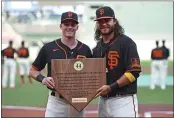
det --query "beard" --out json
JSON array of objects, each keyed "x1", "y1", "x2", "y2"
[{"x1": 100, "y1": 25, "x2": 114, "y2": 35}]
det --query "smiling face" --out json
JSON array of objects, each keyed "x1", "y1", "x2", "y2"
[
  {"x1": 60, "y1": 20, "x2": 79, "y2": 38},
  {"x1": 97, "y1": 18, "x2": 116, "y2": 36}
]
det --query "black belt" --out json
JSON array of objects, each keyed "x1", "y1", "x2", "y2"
[
  {"x1": 51, "y1": 91, "x2": 63, "y2": 98},
  {"x1": 102, "y1": 94, "x2": 132, "y2": 99}
]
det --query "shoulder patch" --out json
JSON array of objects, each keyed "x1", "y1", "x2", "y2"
[{"x1": 130, "y1": 58, "x2": 141, "y2": 68}]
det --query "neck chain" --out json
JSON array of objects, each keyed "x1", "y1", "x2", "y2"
[{"x1": 100, "y1": 36, "x2": 119, "y2": 57}]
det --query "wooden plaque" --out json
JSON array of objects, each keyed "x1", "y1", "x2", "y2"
[{"x1": 51, "y1": 58, "x2": 106, "y2": 112}]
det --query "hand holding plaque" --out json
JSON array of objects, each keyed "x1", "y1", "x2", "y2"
[{"x1": 51, "y1": 58, "x2": 106, "y2": 112}]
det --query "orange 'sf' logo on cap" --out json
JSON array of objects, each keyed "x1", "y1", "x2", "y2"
[
  {"x1": 99, "y1": 9, "x2": 104, "y2": 15},
  {"x1": 68, "y1": 11, "x2": 73, "y2": 17}
]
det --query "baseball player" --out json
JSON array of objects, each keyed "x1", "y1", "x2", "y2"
[
  {"x1": 17, "y1": 40, "x2": 32, "y2": 85},
  {"x1": 92, "y1": 6, "x2": 141, "y2": 117},
  {"x1": 2, "y1": 40, "x2": 17, "y2": 88},
  {"x1": 29, "y1": 11, "x2": 92, "y2": 117},
  {"x1": 161, "y1": 40, "x2": 170, "y2": 79},
  {"x1": 150, "y1": 40, "x2": 170, "y2": 90}
]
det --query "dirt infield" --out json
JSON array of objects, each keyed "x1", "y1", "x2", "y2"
[{"x1": 2, "y1": 104, "x2": 173, "y2": 117}]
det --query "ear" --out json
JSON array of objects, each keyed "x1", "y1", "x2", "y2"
[
  {"x1": 95, "y1": 22, "x2": 99, "y2": 28},
  {"x1": 114, "y1": 18, "x2": 117, "y2": 24},
  {"x1": 60, "y1": 24, "x2": 62, "y2": 30},
  {"x1": 76, "y1": 25, "x2": 79, "y2": 30}
]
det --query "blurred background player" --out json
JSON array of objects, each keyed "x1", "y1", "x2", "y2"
[
  {"x1": 160, "y1": 40, "x2": 170, "y2": 87},
  {"x1": 150, "y1": 40, "x2": 168, "y2": 90},
  {"x1": 17, "y1": 40, "x2": 32, "y2": 85},
  {"x1": 2, "y1": 40, "x2": 17, "y2": 88}
]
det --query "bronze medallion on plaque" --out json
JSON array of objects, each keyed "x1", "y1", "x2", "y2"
[{"x1": 51, "y1": 58, "x2": 106, "y2": 112}]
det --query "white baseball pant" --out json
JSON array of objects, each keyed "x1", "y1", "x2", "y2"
[
  {"x1": 150, "y1": 59, "x2": 167, "y2": 90},
  {"x1": 17, "y1": 58, "x2": 30, "y2": 75},
  {"x1": 98, "y1": 94, "x2": 138, "y2": 117},
  {"x1": 45, "y1": 92, "x2": 85, "y2": 117},
  {"x1": 2, "y1": 58, "x2": 16, "y2": 88}
]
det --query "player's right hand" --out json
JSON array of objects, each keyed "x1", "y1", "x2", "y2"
[{"x1": 42, "y1": 77, "x2": 55, "y2": 89}]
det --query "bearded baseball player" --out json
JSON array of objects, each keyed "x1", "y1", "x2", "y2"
[
  {"x1": 93, "y1": 6, "x2": 142, "y2": 117},
  {"x1": 29, "y1": 11, "x2": 92, "y2": 117}
]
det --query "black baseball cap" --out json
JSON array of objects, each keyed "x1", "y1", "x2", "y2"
[
  {"x1": 94, "y1": 6, "x2": 115, "y2": 21},
  {"x1": 61, "y1": 11, "x2": 79, "y2": 24}
]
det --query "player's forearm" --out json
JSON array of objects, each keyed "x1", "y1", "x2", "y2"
[
  {"x1": 109, "y1": 75, "x2": 130, "y2": 90},
  {"x1": 109, "y1": 72, "x2": 137, "y2": 90},
  {"x1": 116, "y1": 75, "x2": 131, "y2": 87},
  {"x1": 29, "y1": 66, "x2": 42, "y2": 80},
  {"x1": 29, "y1": 66, "x2": 46, "y2": 83}
]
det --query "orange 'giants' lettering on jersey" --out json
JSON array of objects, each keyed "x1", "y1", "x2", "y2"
[
  {"x1": 18, "y1": 49, "x2": 27, "y2": 56},
  {"x1": 4, "y1": 49, "x2": 13, "y2": 56},
  {"x1": 108, "y1": 51, "x2": 120, "y2": 70},
  {"x1": 153, "y1": 50, "x2": 163, "y2": 58}
]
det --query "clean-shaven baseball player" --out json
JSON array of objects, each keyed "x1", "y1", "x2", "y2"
[
  {"x1": 93, "y1": 6, "x2": 141, "y2": 117},
  {"x1": 17, "y1": 40, "x2": 32, "y2": 85},
  {"x1": 2, "y1": 40, "x2": 17, "y2": 88},
  {"x1": 150, "y1": 40, "x2": 170, "y2": 90},
  {"x1": 29, "y1": 11, "x2": 92, "y2": 117}
]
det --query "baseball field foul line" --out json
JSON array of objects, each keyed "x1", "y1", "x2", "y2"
[
  {"x1": 150, "y1": 111, "x2": 173, "y2": 114},
  {"x1": 2, "y1": 105, "x2": 173, "y2": 117},
  {"x1": 144, "y1": 111, "x2": 174, "y2": 118},
  {"x1": 2, "y1": 105, "x2": 98, "y2": 113},
  {"x1": 144, "y1": 112, "x2": 151, "y2": 117}
]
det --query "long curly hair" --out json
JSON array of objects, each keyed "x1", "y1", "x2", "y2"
[{"x1": 94, "y1": 19, "x2": 125, "y2": 42}]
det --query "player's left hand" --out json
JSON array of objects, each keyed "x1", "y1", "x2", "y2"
[{"x1": 94, "y1": 85, "x2": 111, "y2": 99}]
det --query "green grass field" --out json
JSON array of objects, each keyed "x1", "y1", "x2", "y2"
[
  {"x1": 2, "y1": 76, "x2": 173, "y2": 106},
  {"x1": 2, "y1": 76, "x2": 49, "y2": 106},
  {"x1": 2, "y1": 60, "x2": 173, "y2": 106},
  {"x1": 140, "y1": 60, "x2": 173, "y2": 67}
]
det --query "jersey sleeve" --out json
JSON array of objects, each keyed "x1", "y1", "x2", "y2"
[
  {"x1": 26, "y1": 48, "x2": 29, "y2": 57},
  {"x1": 32, "y1": 45, "x2": 47, "y2": 71},
  {"x1": 124, "y1": 41, "x2": 141, "y2": 73},
  {"x1": 1, "y1": 49, "x2": 4, "y2": 56},
  {"x1": 166, "y1": 48, "x2": 170, "y2": 58},
  {"x1": 151, "y1": 49, "x2": 154, "y2": 59}
]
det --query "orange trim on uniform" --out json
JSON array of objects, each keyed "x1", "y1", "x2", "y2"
[
  {"x1": 32, "y1": 65, "x2": 39, "y2": 71},
  {"x1": 55, "y1": 40, "x2": 67, "y2": 59},
  {"x1": 77, "y1": 55, "x2": 86, "y2": 59},
  {"x1": 126, "y1": 69, "x2": 141, "y2": 72},
  {"x1": 77, "y1": 43, "x2": 83, "y2": 50},
  {"x1": 132, "y1": 95, "x2": 137, "y2": 118},
  {"x1": 76, "y1": 43, "x2": 85, "y2": 59}
]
